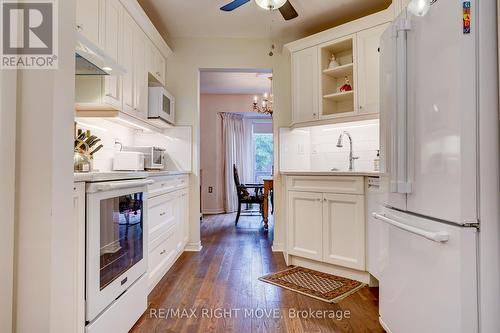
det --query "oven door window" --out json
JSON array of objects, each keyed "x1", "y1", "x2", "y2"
[
  {"x1": 99, "y1": 192, "x2": 143, "y2": 290},
  {"x1": 162, "y1": 95, "x2": 171, "y2": 117}
]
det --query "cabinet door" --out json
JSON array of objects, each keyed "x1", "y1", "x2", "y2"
[
  {"x1": 73, "y1": 183, "x2": 85, "y2": 333},
  {"x1": 103, "y1": 0, "x2": 122, "y2": 108},
  {"x1": 292, "y1": 47, "x2": 319, "y2": 123},
  {"x1": 357, "y1": 24, "x2": 389, "y2": 115},
  {"x1": 287, "y1": 191, "x2": 323, "y2": 261},
  {"x1": 76, "y1": 0, "x2": 101, "y2": 47},
  {"x1": 322, "y1": 193, "x2": 365, "y2": 270},
  {"x1": 133, "y1": 26, "x2": 148, "y2": 119},
  {"x1": 180, "y1": 189, "x2": 189, "y2": 246},
  {"x1": 103, "y1": 0, "x2": 121, "y2": 62},
  {"x1": 121, "y1": 10, "x2": 135, "y2": 114},
  {"x1": 156, "y1": 52, "x2": 166, "y2": 85}
]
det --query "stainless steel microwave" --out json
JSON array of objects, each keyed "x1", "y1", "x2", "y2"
[{"x1": 148, "y1": 86, "x2": 175, "y2": 126}]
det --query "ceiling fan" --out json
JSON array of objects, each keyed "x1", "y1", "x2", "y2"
[{"x1": 220, "y1": 0, "x2": 299, "y2": 21}]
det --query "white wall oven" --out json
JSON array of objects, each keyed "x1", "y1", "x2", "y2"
[{"x1": 85, "y1": 179, "x2": 152, "y2": 322}]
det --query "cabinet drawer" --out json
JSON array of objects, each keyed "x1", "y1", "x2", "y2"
[
  {"x1": 148, "y1": 227, "x2": 176, "y2": 277},
  {"x1": 148, "y1": 177, "x2": 178, "y2": 197},
  {"x1": 148, "y1": 192, "x2": 176, "y2": 237},
  {"x1": 287, "y1": 176, "x2": 364, "y2": 194},
  {"x1": 148, "y1": 175, "x2": 189, "y2": 197}
]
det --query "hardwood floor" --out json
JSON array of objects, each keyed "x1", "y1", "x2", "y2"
[{"x1": 131, "y1": 213, "x2": 383, "y2": 333}]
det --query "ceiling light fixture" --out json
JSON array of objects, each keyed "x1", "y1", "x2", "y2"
[
  {"x1": 408, "y1": 0, "x2": 438, "y2": 17},
  {"x1": 253, "y1": 92, "x2": 273, "y2": 116},
  {"x1": 255, "y1": 0, "x2": 287, "y2": 10}
]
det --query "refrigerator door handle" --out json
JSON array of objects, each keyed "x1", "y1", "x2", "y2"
[
  {"x1": 372, "y1": 213, "x2": 450, "y2": 243},
  {"x1": 395, "y1": 26, "x2": 412, "y2": 194}
]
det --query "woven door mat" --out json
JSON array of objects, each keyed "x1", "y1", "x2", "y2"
[{"x1": 259, "y1": 266, "x2": 365, "y2": 303}]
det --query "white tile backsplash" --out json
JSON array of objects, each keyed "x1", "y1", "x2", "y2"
[
  {"x1": 280, "y1": 119, "x2": 380, "y2": 172},
  {"x1": 75, "y1": 118, "x2": 192, "y2": 172}
]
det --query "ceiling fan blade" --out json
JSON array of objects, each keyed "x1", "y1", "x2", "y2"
[
  {"x1": 279, "y1": 1, "x2": 299, "y2": 20},
  {"x1": 220, "y1": 0, "x2": 251, "y2": 11}
]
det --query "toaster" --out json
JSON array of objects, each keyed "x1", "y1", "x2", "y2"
[{"x1": 112, "y1": 151, "x2": 145, "y2": 171}]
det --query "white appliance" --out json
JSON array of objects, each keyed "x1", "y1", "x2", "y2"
[
  {"x1": 122, "y1": 146, "x2": 165, "y2": 170},
  {"x1": 148, "y1": 86, "x2": 175, "y2": 125},
  {"x1": 85, "y1": 179, "x2": 152, "y2": 327},
  {"x1": 75, "y1": 31, "x2": 126, "y2": 76},
  {"x1": 112, "y1": 151, "x2": 145, "y2": 171},
  {"x1": 376, "y1": 1, "x2": 498, "y2": 332},
  {"x1": 365, "y1": 177, "x2": 386, "y2": 281}
]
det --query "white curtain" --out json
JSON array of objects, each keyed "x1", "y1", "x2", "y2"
[{"x1": 221, "y1": 113, "x2": 252, "y2": 213}]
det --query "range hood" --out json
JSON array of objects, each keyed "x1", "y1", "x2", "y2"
[{"x1": 75, "y1": 31, "x2": 126, "y2": 76}]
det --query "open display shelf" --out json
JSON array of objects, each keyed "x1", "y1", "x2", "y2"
[{"x1": 320, "y1": 37, "x2": 355, "y2": 117}]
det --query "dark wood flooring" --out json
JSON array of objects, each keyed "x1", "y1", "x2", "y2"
[{"x1": 131, "y1": 213, "x2": 383, "y2": 333}]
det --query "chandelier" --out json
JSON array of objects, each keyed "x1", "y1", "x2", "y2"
[{"x1": 253, "y1": 93, "x2": 273, "y2": 116}]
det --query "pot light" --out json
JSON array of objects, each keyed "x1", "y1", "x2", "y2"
[
  {"x1": 408, "y1": 0, "x2": 431, "y2": 16},
  {"x1": 255, "y1": 0, "x2": 287, "y2": 10}
]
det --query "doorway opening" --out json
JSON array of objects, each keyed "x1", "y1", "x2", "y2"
[{"x1": 199, "y1": 69, "x2": 274, "y2": 236}]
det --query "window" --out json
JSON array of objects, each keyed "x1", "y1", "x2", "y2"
[{"x1": 254, "y1": 133, "x2": 273, "y2": 183}]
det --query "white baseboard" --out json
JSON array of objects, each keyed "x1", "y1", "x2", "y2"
[
  {"x1": 290, "y1": 255, "x2": 371, "y2": 284},
  {"x1": 184, "y1": 242, "x2": 202, "y2": 252},
  {"x1": 379, "y1": 317, "x2": 393, "y2": 333},
  {"x1": 271, "y1": 242, "x2": 284, "y2": 252},
  {"x1": 202, "y1": 209, "x2": 225, "y2": 215}
]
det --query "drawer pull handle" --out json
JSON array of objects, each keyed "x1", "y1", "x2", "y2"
[
  {"x1": 160, "y1": 212, "x2": 166, "y2": 216},
  {"x1": 160, "y1": 249, "x2": 166, "y2": 255}
]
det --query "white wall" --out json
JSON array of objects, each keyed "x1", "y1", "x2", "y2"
[
  {"x1": 13, "y1": 0, "x2": 76, "y2": 332},
  {"x1": 280, "y1": 119, "x2": 380, "y2": 172},
  {"x1": 0, "y1": 62, "x2": 16, "y2": 333},
  {"x1": 167, "y1": 37, "x2": 291, "y2": 250}
]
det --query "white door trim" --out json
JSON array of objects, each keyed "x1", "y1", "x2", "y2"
[{"x1": 0, "y1": 70, "x2": 17, "y2": 333}]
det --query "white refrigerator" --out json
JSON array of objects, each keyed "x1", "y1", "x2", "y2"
[{"x1": 375, "y1": 1, "x2": 498, "y2": 332}]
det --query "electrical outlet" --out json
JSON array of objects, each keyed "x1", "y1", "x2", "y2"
[{"x1": 208, "y1": 187, "x2": 213, "y2": 193}]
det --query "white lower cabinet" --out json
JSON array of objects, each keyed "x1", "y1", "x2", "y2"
[
  {"x1": 147, "y1": 175, "x2": 189, "y2": 291},
  {"x1": 73, "y1": 183, "x2": 86, "y2": 333},
  {"x1": 287, "y1": 191, "x2": 323, "y2": 261},
  {"x1": 286, "y1": 176, "x2": 366, "y2": 273},
  {"x1": 322, "y1": 193, "x2": 365, "y2": 270}
]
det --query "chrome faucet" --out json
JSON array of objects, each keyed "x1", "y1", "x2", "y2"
[{"x1": 336, "y1": 131, "x2": 359, "y2": 171}]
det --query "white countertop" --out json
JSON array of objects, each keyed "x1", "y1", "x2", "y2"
[
  {"x1": 280, "y1": 171, "x2": 381, "y2": 177},
  {"x1": 74, "y1": 170, "x2": 191, "y2": 182}
]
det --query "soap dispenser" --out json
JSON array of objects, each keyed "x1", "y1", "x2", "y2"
[{"x1": 374, "y1": 150, "x2": 380, "y2": 172}]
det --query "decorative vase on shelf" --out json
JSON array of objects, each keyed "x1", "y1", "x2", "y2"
[
  {"x1": 328, "y1": 54, "x2": 340, "y2": 69},
  {"x1": 339, "y1": 76, "x2": 353, "y2": 92}
]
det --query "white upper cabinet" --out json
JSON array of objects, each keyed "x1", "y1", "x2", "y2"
[
  {"x1": 147, "y1": 42, "x2": 166, "y2": 86},
  {"x1": 76, "y1": 0, "x2": 102, "y2": 47},
  {"x1": 356, "y1": 24, "x2": 389, "y2": 115},
  {"x1": 133, "y1": 24, "x2": 148, "y2": 119},
  {"x1": 121, "y1": 9, "x2": 135, "y2": 114},
  {"x1": 286, "y1": 8, "x2": 393, "y2": 126},
  {"x1": 102, "y1": 0, "x2": 122, "y2": 109},
  {"x1": 103, "y1": 0, "x2": 121, "y2": 63},
  {"x1": 291, "y1": 47, "x2": 319, "y2": 124}
]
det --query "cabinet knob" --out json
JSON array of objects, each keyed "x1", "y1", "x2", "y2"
[
  {"x1": 160, "y1": 249, "x2": 166, "y2": 255},
  {"x1": 359, "y1": 105, "x2": 363, "y2": 110},
  {"x1": 76, "y1": 24, "x2": 83, "y2": 31},
  {"x1": 105, "y1": 93, "x2": 111, "y2": 97},
  {"x1": 160, "y1": 212, "x2": 166, "y2": 216}
]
